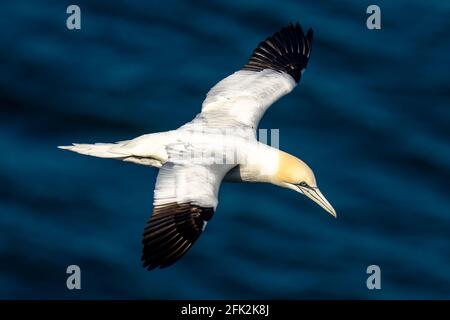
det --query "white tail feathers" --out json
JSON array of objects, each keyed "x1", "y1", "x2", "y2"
[
  {"x1": 58, "y1": 140, "x2": 166, "y2": 168},
  {"x1": 58, "y1": 143, "x2": 127, "y2": 159},
  {"x1": 59, "y1": 132, "x2": 174, "y2": 168}
]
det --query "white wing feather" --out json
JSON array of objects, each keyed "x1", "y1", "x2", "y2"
[
  {"x1": 188, "y1": 69, "x2": 296, "y2": 130},
  {"x1": 153, "y1": 163, "x2": 231, "y2": 209}
]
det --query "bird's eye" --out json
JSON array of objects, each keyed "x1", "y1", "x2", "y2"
[{"x1": 299, "y1": 181, "x2": 308, "y2": 187}]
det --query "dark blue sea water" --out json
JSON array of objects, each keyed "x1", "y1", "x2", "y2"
[{"x1": 0, "y1": 0, "x2": 449, "y2": 299}]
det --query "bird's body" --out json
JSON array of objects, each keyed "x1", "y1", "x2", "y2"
[{"x1": 60, "y1": 23, "x2": 336, "y2": 270}]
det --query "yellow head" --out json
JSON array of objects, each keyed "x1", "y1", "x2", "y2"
[{"x1": 274, "y1": 151, "x2": 336, "y2": 217}]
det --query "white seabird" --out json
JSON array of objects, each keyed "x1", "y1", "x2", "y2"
[{"x1": 59, "y1": 22, "x2": 336, "y2": 270}]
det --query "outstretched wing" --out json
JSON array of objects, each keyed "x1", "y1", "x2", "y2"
[
  {"x1": 141, "y1": 162, "x2": 229, "y2": 270},
  {"x1": 197, "y1": 22, "x2": 313, "y2": 129}
]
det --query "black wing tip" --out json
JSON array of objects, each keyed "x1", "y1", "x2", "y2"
[
  {"x1": 243, "y1": 22, "x2": 314, "y2": 83},
  {"x1": 141, "y1": 203, "x2": 214, "y2": 271}
]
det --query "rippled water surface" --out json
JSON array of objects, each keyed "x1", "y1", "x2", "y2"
[{"x1": 0, "y1": 0, "x2": 449, "y2": 299}]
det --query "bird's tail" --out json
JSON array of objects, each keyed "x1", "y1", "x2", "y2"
[
  {"x1": 58, "y1": 133, "x2": 171, "y2": 168},
  {"x1": 58, "y1": 142, "x2": 128, "y2": 159}
]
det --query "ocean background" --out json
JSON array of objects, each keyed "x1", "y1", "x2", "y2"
[{"x1": 0, "y1": 0, "x2": 449, "y2": 299}]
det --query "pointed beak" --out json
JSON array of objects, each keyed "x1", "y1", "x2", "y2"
[{"x1": 300, "y1": 187, "x2": 337, "y2": 218}]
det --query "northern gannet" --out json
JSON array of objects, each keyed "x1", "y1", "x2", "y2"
[{"x1": 59, "y1": 22, "x2": 336, "y2": 270}]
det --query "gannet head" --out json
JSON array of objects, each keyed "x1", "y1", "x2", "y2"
[{"x1": 274, "y1": 151, "x2": 336, "y2": 217}]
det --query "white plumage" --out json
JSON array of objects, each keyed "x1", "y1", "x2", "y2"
[
  {"x1": 60, "y1": 22, "x2": 336, "y2": 270},
  {"x1": 198, "y1": 69, "x2": 296, "y2": 128}
]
